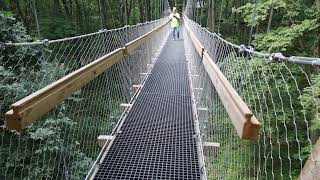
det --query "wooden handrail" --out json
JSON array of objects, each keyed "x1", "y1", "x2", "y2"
[
  {"x1": 298, "y1": 137, "x2": 320, "y2": 180},
  {"x1": 5, "y1": 20, "x2": 169, "y2": 130},
  {"x1": 184, "y1": 16, "x2": 260, "y2": 140}
]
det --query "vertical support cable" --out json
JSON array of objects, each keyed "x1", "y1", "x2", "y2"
[
  {"x1": 248, "y1": 0, "x2": 258, "y2": 47},
  {"x1": 31, "y1": 0, "x2": 41, "y2": 38}
]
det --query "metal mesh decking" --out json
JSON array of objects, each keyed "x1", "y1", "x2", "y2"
[{"x1": 93, "y1": 34, "x2": 201, "y2": 180}]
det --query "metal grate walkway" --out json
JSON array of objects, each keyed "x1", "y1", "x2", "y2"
[{"x1": 93, "y1": 32, "x2": 201, "y2": 180}]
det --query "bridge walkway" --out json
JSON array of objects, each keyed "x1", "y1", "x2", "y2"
[{"x1": 93, "y1": 31, "x2": 201, "y2": 180}]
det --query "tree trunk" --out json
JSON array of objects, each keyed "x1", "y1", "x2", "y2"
[
  {"x1": 53, "y1": 0, "x2": 60, "y2": 16},
  {"x1": 236, "y1": 0, "x2": 241, "y2": 36},
  {"x1": 267, "y1": 1, "x2": 274, "y2": 32},
  {"x1": 212, "y1": 0, "x2": 215, "y2": 32},
  {"x1": 139, "y1": 0, "x2": 145, "y2": 22},
  {"x1": 69, "y1": 0, "x2": 73, "y2": 15},
  {"x1": 182, "y1": 0, "x2": 184, "y2": 13},
  {"x1": 74, "y1": 0, "x2": 83, "y2": 30},
  {"x1": 317, "y1": 0, "x2": 320, "y2": 57},
  {"x1": 207, "y1": 0, "x2": 213, "y2": 32},
  {"x1": 100, "y1": 0, "x2": 108, "y2": 28},
  {"x1": 146, "y1": 0, "x2": 151, "y2": 21},
  {"x1": 318, "y1": 31, "x2": 320, "y2": 58},
  {"x1": 224, "y1": 0, "x2": 229, "y2": 18},
  {"x1": 12, "y1": 0, "x2": 31, "y2": 33},
  {"x1": 127, "y1": 0, "x2": 133, "y2": 24},
  {"x1": 61, "y1": 0, "x2": 71, "y2": 17},
  {"x1": 132, "y1": 0, "x2": 137, "y2": 24}
]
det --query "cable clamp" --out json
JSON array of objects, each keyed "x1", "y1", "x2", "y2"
[
  {"x1": 269, "y1": 52, "x2": 285, "y2": 61},
  {"x1": 239, "y1": 44, "x2": 246, "y2": 53},
  {"x1": 37, "y1": 39, "x2": 49, "y2": 46},
  {"x1": 99, "y1": 29, "x2": 107, "y2": 32},
  {"x1": 312, "y1": 59, "x2": 320, "y2": 66},
  {"x1": 247, "y1": 46, "x2": 254, "y2": 51},
  {"x1": 0, "y1": 42, "x2": 5, "y2": 50}
]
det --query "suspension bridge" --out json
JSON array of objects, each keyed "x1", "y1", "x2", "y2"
[{"x1": 1, "y1": 1, "x2": 320, "y2": 180}]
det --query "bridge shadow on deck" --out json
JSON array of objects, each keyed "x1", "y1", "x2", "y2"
[{"x1": 93, "y1": 32, "x2": 201, "y2": 180}]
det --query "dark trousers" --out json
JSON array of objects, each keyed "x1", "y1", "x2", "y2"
[{"x1": 172, "y1": 27, "x2": 179, "y2": 40}]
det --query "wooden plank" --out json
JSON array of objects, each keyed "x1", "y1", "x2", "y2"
[
  {"x1": 184, "y1": 18, "x2": 260, "y2": 140},
  {"x1": 298, "y1": 137, "x2": 320, "y2": 180},
  {"x1": 197, "y1": 107, "x2": 208, "y2": 111},
  {"x1": 132, "y1": 85, "x2": 141, "y2": 88},
  {"x1": 97, "y1": 135, "x2": 114, "y2": 148},
  {"x1": 203, "y1": 142, "x2": 220, "y2": 157},
  {"x1": 120, "y1": 103, "x2": 132, "y2": 107},
  {"x1": 203, "y1": 142, "x2": 220, "y2": 148}
]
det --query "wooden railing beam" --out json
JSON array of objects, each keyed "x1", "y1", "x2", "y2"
[
  {"x1": 184, "y1": 16, "x2": 260, "y2": 140},
  {"x1": 5, "y1": 20, "x2": 169, "y2": 130},
  {"x1": 299, "y1": 137, "x2": 320, "y2": 180}
]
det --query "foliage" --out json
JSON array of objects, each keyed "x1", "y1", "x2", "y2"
[
  {"x1": 253, "y1": 19, "x2": 319, "y2": 53},
  {"x1": 233, "y1": 0, "x2": 285, "y2": 27},
  {"x1": 0, "y1": 11, "x2": 32, "y2": 43},
  {"x1": 300, "y1": 74, "x2": 320, "y2": 131},
  {"x1": 0, "y1": 11, "x2": 99, "y2": 179},
  {"x1": 0, "y1": 0, "x2": 168, "y2": 39}
]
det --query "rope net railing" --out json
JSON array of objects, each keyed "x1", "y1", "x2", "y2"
[
  {"x1": 0, "y1": 17, "x2": 170, "y2": 179},
  {"x1": 184, "y1": 3, "x2": 319, "y2": 179}
]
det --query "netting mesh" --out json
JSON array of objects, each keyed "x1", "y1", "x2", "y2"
[
  {"x1": 0, "y1": 17, "x2": 169, "y2": 179},
  {"x1": 184, "y1": 6, "x2": 319, "y2": 179}
]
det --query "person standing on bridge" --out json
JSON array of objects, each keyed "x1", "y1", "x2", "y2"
[{"x1": 169, "y1": 7, "x2": 180, "y2": 40}]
